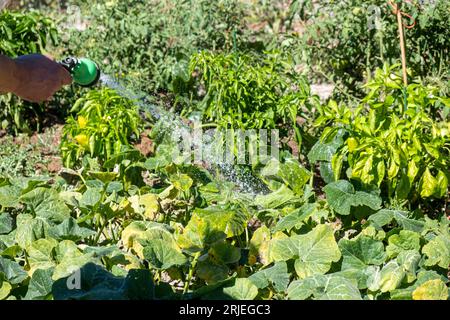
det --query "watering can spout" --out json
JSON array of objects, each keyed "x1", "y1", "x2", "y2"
[{"x1": 59, "y1": 57, "x2": 100, "y2": 87}]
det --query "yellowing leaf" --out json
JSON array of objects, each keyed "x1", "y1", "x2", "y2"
[
  {"x1": 435, "y1": 171, "x2": 448, "y2": 198},
  {"x1": 407, "y1": 160, "x2": 419, "y2": 184},
  {"x1": 412, "y1": 279, "x2": 448, "y2": 300},
  {"x1": 379, "y1": 261, "x2": 405, "y2": 292},
  {"x1": 249, "y1": 225, "x2": 271, "y2": 265},
  {"x1": 171, "y1": 174, "x2": 193, "y2": 192},
  {"x1": 139, "y1": 193, "x2": 159, "y2": 220},
  {"x1": 347, "y1": 137, "x2": 358, "y2": 152},
  {"x1": 0, "y1": 281, "x2": 12, "y2": 300},
  {"x1": 419, "y1": 168, "x2": 437, "y2": 198}
]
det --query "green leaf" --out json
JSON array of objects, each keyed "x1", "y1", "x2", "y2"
[
  {"x1": 0, "y1": 213, "x2": 13, "y2": 235},
  {"x1": 15, "y1": 214, "x2": 49, "y2": 249},
  {"x1": 307, "y1": 129, "x2": 346, "y2": 163},
  {"x1": 378, "y1": 261, "x2": 405, "y2": 292},
  {"x1": 124, "y1": 269, "x2": 155, "y2": 300},
  {"x1": 254, "y1": 185, "x2": 298, "y2": 209},
  {"x1": 27, "y1": 238, "x2": 58, "y2": 274},
  {"x1": 248, "y1": 262, "x2": 290, "y2": 292},
  {"x1": 52, "y1": 263, "x2": 155, "y2": 300},
  {"x1": 79, "y1": 187, "x2": 102, "y2": 208},
  {"x1": 339, "y1": 236, "x2": 386, "y2": 266},
  {"x1": 273, "y1": 203, "x2": 317, "y2": 232},
  {"x1": 24, "y1": 268, "x2": 55, "y2": 300},
  {"x1": 422, "y1": 234, "x2": 450, "y2": 269},
  {"x1": 287, "y1": 274, "x2": 361, "y2": 300},
  {"x1": 324, "y1": 180, "x2": 381, "y2": 215},
  {"x1": 52, "y1": 241, "x2": 96, "y2": 280},
  {"x1": 0, "y1": 256, "x2": 28, "y2": 285},
  {"x1": 222, "y1": 278, "x2": 259, "y2": 300},
  {"x1": 278, "y1": 159, "x2": 311, "y2": 195},
  {"x1": 270, "y1": 224, "x2": 341, "y2": 279},
  {"x1": 87, "y1": 171, "x2": 118, "y2": 183},
  {"x1": 0, "y1": 185, "x2": 21, "y2": 208},
  {"x1": 397, "y1": 250, "x2": 421, "y2": 283},
  {"x1": 0, "y1": 274, "x2": 12, "y2": 300},
  {"x1": 48, "y1": 218, "x2": 96, "y2": 242},
  {"x1": 209, "y1": 242, "x2": 241, "y2": 264},
  {"x1": 338, "y1": 236, "x2": 386, "y2": 289},
  {"x1": 196, "y1": 259, "x2": 229, "y2": 284},
  {"x1": 386, "y1": 230, "x2": 421, "y2": 258},
  {"x1": 368, "y1": 209, "x2": 424, "y2": 233},
  {"x1": 143, "y1": 239, "x2": 187, "y2": 270},
  {"x1": 20, "y1": 188, "x2": 70, "y2": 223}
]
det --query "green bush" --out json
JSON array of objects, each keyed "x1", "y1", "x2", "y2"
[
  {"x1": 59, "y1": 0, "x2": 252, "y2": 95},
  {"x1": 309, "y1": 65, "x2": 450, "y2": 203},
  {"x1": 286, "y1": 0, "x2": 450, "y2": 97},
  {"x1": 0, "y1": 10, "x2": 59, "y2": 133},
  {"x1": 60, "y1": 88, "x2": 142, "y2": 168},
  {"x1": 185, "y1": 51, "x2": 320, "y2": 152}
]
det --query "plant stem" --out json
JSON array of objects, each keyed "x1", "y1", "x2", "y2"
[
  {"x1": 183, "y1": 251, "x2": 201, "y2": 296},
  {"x1": 396, "y1": 5, "x2": 408, "y2": 87}
]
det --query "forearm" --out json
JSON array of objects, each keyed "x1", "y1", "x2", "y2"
[{"x1": 0, "y1": 54, "x2": 19, "y2": 93}]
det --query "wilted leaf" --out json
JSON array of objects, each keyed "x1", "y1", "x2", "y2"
[
  {"x1": 177, "y1": 206, "x2": 248, "y2": 251},
  {"x1": 249, "y1": 225, "x2": 271, "y2": 265}
]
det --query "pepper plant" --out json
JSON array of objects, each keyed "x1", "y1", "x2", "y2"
[
  {"x1": 60, "y1": 88, "x2": 142, "y2": 168},
  {"x1": 310, "y1": 65, "x2": 450, "y2": 202}
]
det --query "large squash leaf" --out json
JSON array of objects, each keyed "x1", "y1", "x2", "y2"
[{"x1": 323, "y1": 180, "x2": 381, "y2": 215}]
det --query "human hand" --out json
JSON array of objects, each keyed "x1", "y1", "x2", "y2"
[{"x1": 11, "y1": 54, "x2": 72, "y2": 103}]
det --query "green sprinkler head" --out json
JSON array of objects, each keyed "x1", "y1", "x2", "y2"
[{"x1": 59, "y1": 57, "x2": 100, "y2": 87}]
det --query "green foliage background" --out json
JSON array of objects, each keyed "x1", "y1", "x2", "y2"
[{"x1": 0, "y1": 0, "x2": 449, "y2": 301}]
